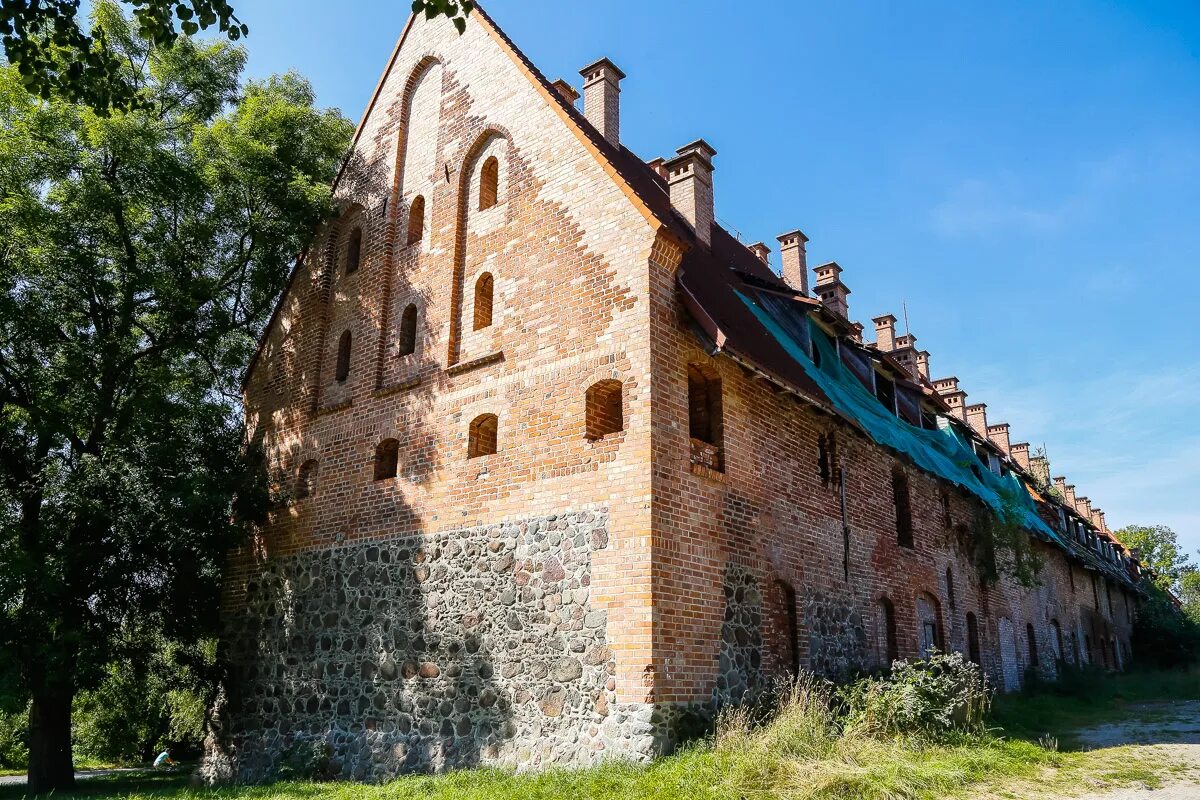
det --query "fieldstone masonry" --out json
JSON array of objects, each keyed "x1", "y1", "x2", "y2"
[{"x1": 202, "y1": 511, "x2": 662, "y2": 782}]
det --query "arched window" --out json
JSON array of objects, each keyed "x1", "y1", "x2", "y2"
[
  {"x1": 373, "y1": 438, "x2": 399, "y2": 481},
  {"x1": 398, "y1": 304, "x2": 418, "y2": 357},
  {"x1": 917, "y1": 592, "x2": 942, "y2": 658},
  {"x1": 406, "y1": 196, "x2": 425, "y2": 246},
  {"x1": 966, "y1": 612, "x2": 981, "y2": 665},
  {"x1": 479, "y1": 155, "x2": 499, "y2": 210},
  {"x1": 687, "y1": 363, "x2": 723, "y2": 471},
  {"x1": 473, "y1": 272, "x2": 494, "y2": 330},
  {"x1": 468, "y1": 414, "x2": 498, "y2": 458},
  {"x1": 295, "y1": 459, "x2": 318, "y2": 500},
  {"x1": 1050, "y1": 619, "x2": 1064, "y2": 663},
  {"x1": 945, "y1": 566, "x2": 956, "y2": 611},
  {"x1": 892, "y1": 467, "x2": 914, "y2": 548},
  {"x1": 585, "y1": 379, "x2": 623, "y2": 439},
  {"x1": 335, "y1": 330, "x2": 352, "y2": 382},
  {"x1": 1026, "y1": 623, "x2": 1039, "y2": 670},
  {"x1": 345, "y1": 227, "x2": 362, "y2": 274},
  {"x1": 877, "y1": 597, "x2": 899, "y2": 665}
]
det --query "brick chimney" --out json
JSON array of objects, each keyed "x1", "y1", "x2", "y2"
[
  {"x1": 748, "y1": 242, "x2": 770, "y2": 265},
  {"x1": 664, "y1": 140, "x2": 717, "y2": 246},
  {"x1": 579, "y1": 58, "x2": 624, "y2": 146},
  {"x1": 987, "y1": 423, "x2": 1011, "y2": 455},
  {"x1": 965, "y1": 403, "x2": 988, "y2": 437},
  {"x1": 933, "y1": 377, "x2": 966, "y2": 421},
  {"x1": 646, "y1": 157, "x2": 668, "y2": 180},
  {"x1": 1064, "y1": 483, "x2": 1078, "y2": 509},
  {"x1": 873, "y1": 315, "x2": 897, "y2": 352},
  {"x1": 1053, "y1": 476, "x2": 1067, "y2": 499},
  {"x1": 915, "y1": 350, "x2": 930, "y2": 381},
  {"x1": 1010, "y1": 442, "x2": 1030, "y2": 471},
  {"x1": 1029, "y1": 454, "x2": 1050, "y2": 486},
  {"x1": 813, "y1": 262, "x2": 850, "y2": 318},
  {"x1": 551, "y1": 78, "x2": 579, "y2": 105},
  {"x1": 1097, "y1": 510, "x2": 1109, "y2": 534},
  {"x1": 776, "y1": 230, "x2": 809, "y2": 295},
  {"x1": 1077, "y1": 496, "x2": 1092, "y2": 520}
]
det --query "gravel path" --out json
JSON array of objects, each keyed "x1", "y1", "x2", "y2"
[
  {"x1": 0, "y1": 768, "x2": 143, "y2": 786},
  {"x1": 1055, "y1": 701, "x2": 1200, "y2": 800}
]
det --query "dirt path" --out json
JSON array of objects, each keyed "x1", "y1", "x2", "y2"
[
  {"x1": 1052, "y1": 701, "x2": 1200, "y2": 799},
  {"x1": 0, "y1": 768, "x2": 143, "y2": 787}
]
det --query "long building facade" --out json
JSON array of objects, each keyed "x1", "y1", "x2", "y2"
[{"x1": 201, "y1": 6, "x2": 1146, "y2": 783}]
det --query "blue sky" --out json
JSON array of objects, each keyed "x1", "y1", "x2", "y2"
[{"x1": 232, "y1": 0, "x2": 1199, "y2": 551}]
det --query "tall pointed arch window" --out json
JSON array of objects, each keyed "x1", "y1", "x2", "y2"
[
  {"x1": 335, "y1": 330, "x2": 352, "y2": 382},
  {"x1": 345, "y1": 227, "x2": 362, "y2": 274},
  {"x1": 407, "y1": 196, "x2": 425, "y2": 246},
  {"x1": 473, "y1": 273, "x2": 494, "y2": 330},
  {"x1": 479, "y1": 156, "x2": 499, "y2": 210},
  {"x1": 398, "y1": 304, "x2": 418, "y2": 357}
]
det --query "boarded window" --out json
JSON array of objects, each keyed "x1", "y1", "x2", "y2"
[
  {"x1": 374, "y1": 438, "x2": 399, "y2": 481},
  {"x1": 585, "y1": 379, "x2": 623, "y2": 439},
  {"x1": 335, "y1": 330, "x2": 352, "y2": 382},
  {"x1": 1026, "y1": 623, "x2": 1039, "y2": 670},
  {"x1": 473, "y1": 272, "x2": 494, "y2": 330},
  {"x1": 892, "y1": 467, "x2": 914, "y2": 548},
  {"x1": 398, "y1": 304, "x2": 418, "y2": 357},
  {"x1": 687, "y1": 363, "x2": 723, "y2": 471},
  {"x1": 468, "y1": 414, "x2": 498, "y2": 458},
  {"x1": 345, "y1": 227, "x2": 362, "y2": 274},
  {"x1": 878, "y1": 597, "x2": 899, "y2": 664},
  {"x1": 479, "y1": 156, "x2": 499, "y2": 210},
  {"x1": 966, "y1": 612, "x2": 981, "y2": 665},
  {"x1": 295, "y1": 459, "x2": 318, "y2": 499},
  {"x1": 406, "y1": 195, "x2": 425, "y2": 246}
]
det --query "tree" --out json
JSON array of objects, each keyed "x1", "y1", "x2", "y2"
[
  {"x1": 1114, "y1": 524, "x2": 1191, "y2": 592},
  {"x1": 0, "y1": 4, "x2": 353, "y2": 792},
  {"x1": 1, "y1": 0, "x2": 473, "y2": 114}
]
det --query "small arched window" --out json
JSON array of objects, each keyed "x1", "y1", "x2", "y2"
[
  {"x1": 585, "y1": 379, "x2": 623, "y2": 439},
  {"x1": 374, "y1": 438, "x2": 399, "y2": 481},
  {"x1": 473, "y1": 273, "x2": 494, "y2": 330},
  {"x1": 345, "y1": 227, "x2": 363, "y2": 274},
  {"x1": 479, "y1": 156, "x2": 499, "y2": 210},
  {"x1": 468, "y1": 414, "x2": 498, "y2": 458},
  {"x1": 407, "y1": 196, "x2": 425, "y2": 246},
  {"x1": 398, "y1": 304, "x2": 418, "y2": 357},
  {"x1": 295, "y1": 459, "x2": 318, "y2": 500},
  {"x1": 965, "y1": 612, "x2": 981, "y2": 665},
  {"x1": 335, "y1": 330, "x2": 352, "y2": 382},
  {"x1": 892, "y1": 467, "x2": 914, "y2": 548},
  {"x1": 775, "y1": 579, "x2": 800, "y2": 676}
]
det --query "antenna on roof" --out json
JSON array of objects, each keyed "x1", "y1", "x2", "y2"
[{"x1": 902, "y1": 299, "x2": 911, "y2": 337}]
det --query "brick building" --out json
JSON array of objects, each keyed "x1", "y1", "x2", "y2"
[{"x1": 201, "y1": 6, "x2": 1145, "y2": 782}]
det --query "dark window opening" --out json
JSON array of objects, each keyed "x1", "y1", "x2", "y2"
[
  {"x1": 940, "y1": 489, "x2": 953, "y2": 530},
  {"x1": 966, "y1": 612, "x2": 981, "y2": 665},
  {"x1": 946, "y1": 566, "x2": 956, "y2": 611},
  {"x1": 295, "y1": 459, "x2": 318, "y2": 499},
  {"x1": 398, "y1": 304, "x2": 418, "y2": 357},
  {"x1": 406, "y1": 195, "x2": 425, "y2": 246},
  {"x1": 874, "y1": 371, "x2": 896, "y2": 413},
  {"x1": 777, "y1": 580, "x2": 800, "y2": 676},
  {"x1": 345, "y1": 227, "x2": 362, "y2": 274},
  {"x1": 479, "y1": 156, "x2": 499, "y2": 210},
  {"x1": 585, "y1": 379, "x2": 623, "y2": 439},
  {"x1": 473, "y1": 272, "x2": 494, "y2": 330},
  {"x1": 879, "y1": 597, "x2": 899, "y2": 664},
  {"x1": 374, "y1": 438, "x2": 399, "y2": 481},
  {"x1": 335, "y1": 330, "x2": 352, "y2": 382},
  {"x1": 1026, "y1": 623, "x2": 1039, "y2": 669},
  {"x1": 687, "y1": 363, "x2": 724, "y2": 471},
  {"x1": 892, "y1": 467, "x2": 914, "y2": 548},
  {"x1": 817, "y1": 432, "x2": 836, "y2": 488},
  {"x1": 1051, "y1": 620, "x2": 1064, "y2": 663},
  {"x1": 468, "y1": 413, "x2": 498, "y2": 458}
]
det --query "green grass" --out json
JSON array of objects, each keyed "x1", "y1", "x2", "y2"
[{"x1": 2, "y1": 668, "x2": 1197, "y2": 800}]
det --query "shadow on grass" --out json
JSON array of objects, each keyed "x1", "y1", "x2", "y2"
[{"x1": 989, "y1": 665, "x2": 1200, "y2": 750}]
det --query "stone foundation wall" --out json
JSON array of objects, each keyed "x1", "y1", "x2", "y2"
[{"x1": 202, "y1": 510, "x2": 663, "y2": 783}]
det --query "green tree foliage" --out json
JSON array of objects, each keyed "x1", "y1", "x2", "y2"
[
  {"x1": 1, "y1": 0, "x2": 473, "y2": 114},
  {"x1": 0, "y1": 5, "x2": 353, "y2": 791},
  {"x1": 1114, "y1": 524, "x2": 1190, "y2": 592}
]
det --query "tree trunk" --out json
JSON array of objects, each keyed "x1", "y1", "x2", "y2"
[{"x1": 27, "y1": 686, "x2": 75, "y2": 795}]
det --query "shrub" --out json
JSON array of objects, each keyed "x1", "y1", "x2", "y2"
[
  {"x1": 0, "y1": 706, "x2": 29, "y2": 770},
  {"x1": 840, "y1": 650, "x2": 990, "y2": 741}
]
